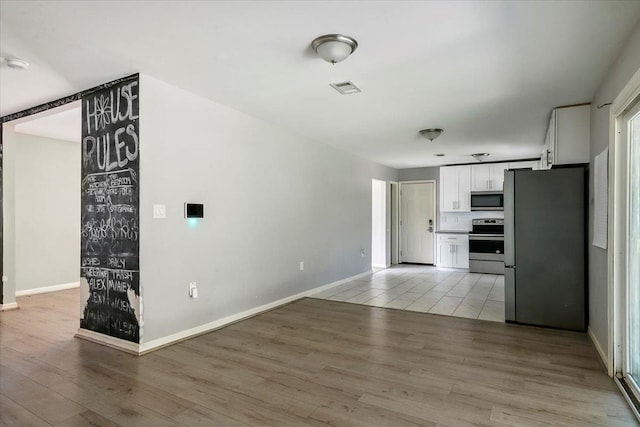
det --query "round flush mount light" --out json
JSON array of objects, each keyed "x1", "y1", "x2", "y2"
[
  {"x1": 419, "y1": 128, "x2": 444, "y2": 142},
  {"x1": 311, "y1": 34, "x2": 358, "y2": 64},
  {"x1": 471, "y1": 153, "x2": 490, "y2": 162},
  {"x1": 1, "y1": 56, "x2": 29, "y2": 70}
]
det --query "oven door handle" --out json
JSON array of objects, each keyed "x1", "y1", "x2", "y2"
[{"x1": 469, "y1": 235, "x2": 504, "y2": 241}]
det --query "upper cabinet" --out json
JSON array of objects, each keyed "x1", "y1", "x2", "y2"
[
  {"x1": 542, "y1": 104, "x2": 590, "y2": 168},
  {"x1": 471, "y1": 163, "x2": 509, "y2": 191},
  {"x1": 440, "y1": 165, "x2": 471, "y2": 211},
  {"x1": 440, "y1": 160, "x2": 540, "y2": 212}
]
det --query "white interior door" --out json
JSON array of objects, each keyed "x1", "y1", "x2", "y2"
[{"x1": 400, "y1": 182, "x2": 435, "y2": 264}]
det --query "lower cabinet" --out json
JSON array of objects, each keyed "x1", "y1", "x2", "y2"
[{"x1": 437, "y1": 234, "x2": 469, "y2": 269}]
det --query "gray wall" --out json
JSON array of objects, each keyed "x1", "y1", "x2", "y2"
[
  {"x1": 2, "y1": 128, "x2": 80, "y2": 299},
  {"x1": 139, "y1": 75, "x2": 397, "y2": 342},
  {"x1": 15, "y1": 132, "x2": 80, "y2": 291},
  {"x1": 398, "y1": 166, "x2": 441, "y2": 220},
  {"x1": 589, "y1": 21, "x2": 640, "y2": 353},
  {"x1": 397, "y1": 166, "x2": 440, "y2": 183}
]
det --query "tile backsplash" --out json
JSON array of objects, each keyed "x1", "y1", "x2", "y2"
[{"x1": 439, "y1": 210, "x2": 504, "y2": 231}]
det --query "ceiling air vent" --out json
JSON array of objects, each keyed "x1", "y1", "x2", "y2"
[{"x1": 330, "y1": 81, "x2": 361, "y2": 95}]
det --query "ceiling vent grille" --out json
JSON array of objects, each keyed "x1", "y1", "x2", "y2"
[{"x1": 330, "y1": 81, "x2": 361, "y2": 95}]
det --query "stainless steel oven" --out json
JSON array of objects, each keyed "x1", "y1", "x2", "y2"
[
  {"x1": 471, "y1": 191, "x2": 504, "y2": 211},
  {"x1": 469, "y1": 218, "x2": 504, "y2": 274}
]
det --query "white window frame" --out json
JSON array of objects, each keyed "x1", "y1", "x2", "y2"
[{"x1": 609, "y1": 66, "x2": 640, "y2": 418}]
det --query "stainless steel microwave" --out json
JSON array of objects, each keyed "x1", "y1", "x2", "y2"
[{"x1": 470, "y1": 191, "x2": 504, "y2": 211}]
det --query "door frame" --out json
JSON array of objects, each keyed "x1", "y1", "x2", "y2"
[
  {"x1": 0, "y1": 74, "x2": 138, "y2": 308},
  {"x1": 610, "y1": 67, "x2": 640, "y2": 377},
  {"x1": 389, "y1": 181, "x2": 399, "y2": 265},
  {"x1": 398, "y1": 180, "x2": 437, "y2": 264},
  {"x1": 608, "y1": 67, "x2": 640, "y2": 425}
]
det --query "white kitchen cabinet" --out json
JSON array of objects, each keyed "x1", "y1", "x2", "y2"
[
  {"x1": 509, "y1": 160, "x2": 541, "y2": 170},
  {"x1": 543, "y1": 104, "x2": 590, "y2": 168},
  {"x1": 439, "y1": 165, "x2": 471, "y2": 211},
  {"x1": 437, "y1": 234, "x2": 469, "y2": 269},
  {"x1": 471, "y1": 163, "x2": 508, "y2": 191}
]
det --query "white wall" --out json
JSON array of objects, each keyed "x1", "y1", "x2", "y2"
[
  {"x1": 371, "y1": 179, "x2": 387, "y2": 267},
  {"x1": 139, "y1": 75, "x2": 397, "y2": 342},
  {"x1": 2, "y1": 128, "x2": 80, "y2": 297},
  {"x1": 589, "y1": 21, "x2": 640, "y2": 355},
  {"x1": 2, "y1": 127, "x2": 17, "y2": 304}
]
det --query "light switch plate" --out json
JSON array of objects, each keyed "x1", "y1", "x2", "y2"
[{"x1": 153, "y1": 204, "x2": 167, "y2": 219}]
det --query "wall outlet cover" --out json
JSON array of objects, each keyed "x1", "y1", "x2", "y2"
[{"x1": 153, "y1": 204, "x2": 167, "y2": 219}]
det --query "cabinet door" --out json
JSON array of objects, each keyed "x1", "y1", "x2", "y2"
[
  {"x1": 489, "y1": 163, "x2": 509, "y2": 191},
  {"x1": 453, "y1": 242, "x2": 469, "y2": 269},
  {"x1": 457, "y1": 166, "x2": 471, "y2": 211},
  {"x1": 471, "y1": 164, "x2": 491, "y2": 191},
  {"x1": 437, "y1": 242, "x2": 453, "y2": 267},
  {"x1": 545, "y1": 109, "x2": 556, "y2": 168},
  {"x1": 440, "y1": 167, "x2": 458, "y2": 211},
  {"x1": 554, "y1": 105, "x2": 590, "y2": 165},
  {"x1": 440, "y1": 165, "x2": 471, "y2": 211}
]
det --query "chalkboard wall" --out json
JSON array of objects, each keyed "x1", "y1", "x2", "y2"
[
  {"x1": 0, "y1": 139, "x2": 3, "y2": 305},
  {"x1": 80, "y1": 75, "x2": 140, "y2": 343}
]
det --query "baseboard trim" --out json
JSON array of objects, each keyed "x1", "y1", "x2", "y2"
[
  {"x1": 75, "y1": 328, "x2": 140, "y2": 355},
  {"x1": 588, "y1": 326, "x2": 609, "y2": 371},
  {"x1": 0, "y1": 302, "x2": 19, "y2": 311},
  {"x1": 138, "y1": 270, "x2": 373, "y2": 355},
  {"x1": 16, "y1": 282, "x2": 80, "y2": 297}
]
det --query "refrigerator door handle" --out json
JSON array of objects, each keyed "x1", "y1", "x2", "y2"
[
  {"x1": 504, "y1": 266, "x2": 516, "y2": 322},
  {"x1": 504, "y1": 170, "x2": 515, "y2": 266}
]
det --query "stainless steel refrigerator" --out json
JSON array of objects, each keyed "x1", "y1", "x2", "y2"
[{"x1": 504, "y1": 167, "x2": 586, "y2": 331}]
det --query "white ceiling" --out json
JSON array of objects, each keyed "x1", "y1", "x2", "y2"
[
  {"x1": 13, "y1": 106, "x2": 81, "y2": 143},
  {"x1": 1, "y1": 1, "x2": 639, "y2": 168}
]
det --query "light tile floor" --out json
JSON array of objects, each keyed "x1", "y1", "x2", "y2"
[{"x1": 311, "y1": 264, "x2": 505, "y2": 322}]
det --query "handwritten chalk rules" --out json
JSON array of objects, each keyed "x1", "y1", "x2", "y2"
[
  {"x1": 83, "y1": 81, "x2": 139, "y2": 173},
  {"x1": 83, "y1": 124, "x2": 138, "y2": 172},
  {"x1": 85, "y1": 82, "x2": 138, "y2": 134},
  {"x1": 80, "y1": 75, "x2": 140, "y2": 343}
]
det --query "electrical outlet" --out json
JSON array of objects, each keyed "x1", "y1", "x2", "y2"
[{"x1": 299, "y1": 261, "x2": 304, "y2": 271}]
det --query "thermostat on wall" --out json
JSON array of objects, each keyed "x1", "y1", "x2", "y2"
[{"x1": 185, "y1": 203, "x2": 204, "y2": 218}]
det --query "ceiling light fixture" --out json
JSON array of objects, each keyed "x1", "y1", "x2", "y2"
[
  {"x1": 472, "y1": 153, "x2": 490, "y2": 162},
  {"x1": 419, "y1": 128, "x2": 444, "y2": 142},
  {"x1": 311, "y1": 34, "x2": 358, "y2": 64},
  {"x1": 1, "y1": 56, "x2": 29, "y2": 70}
]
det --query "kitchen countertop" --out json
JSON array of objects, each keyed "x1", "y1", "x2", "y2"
[{"x1": 436, "y1": 230, "x2": 470, "y2": 234}]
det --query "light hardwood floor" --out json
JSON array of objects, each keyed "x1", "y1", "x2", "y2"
[{"x1": 0, "y1": 289, "x2": 637, "y2": 426}]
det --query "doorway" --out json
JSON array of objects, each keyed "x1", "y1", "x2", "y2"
[
  {"x1": 1, "y1": 102, "x2": 81, "y2": 307},
  {"x1": 399, "y1": 180, "x2": 436, "y2": 264},
  {"x1": 371, "y1": 179, "x2": 387, "y2": 269},
  {"x1": 390, "y1": 181, "x2": 399, "y2": 265}
]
